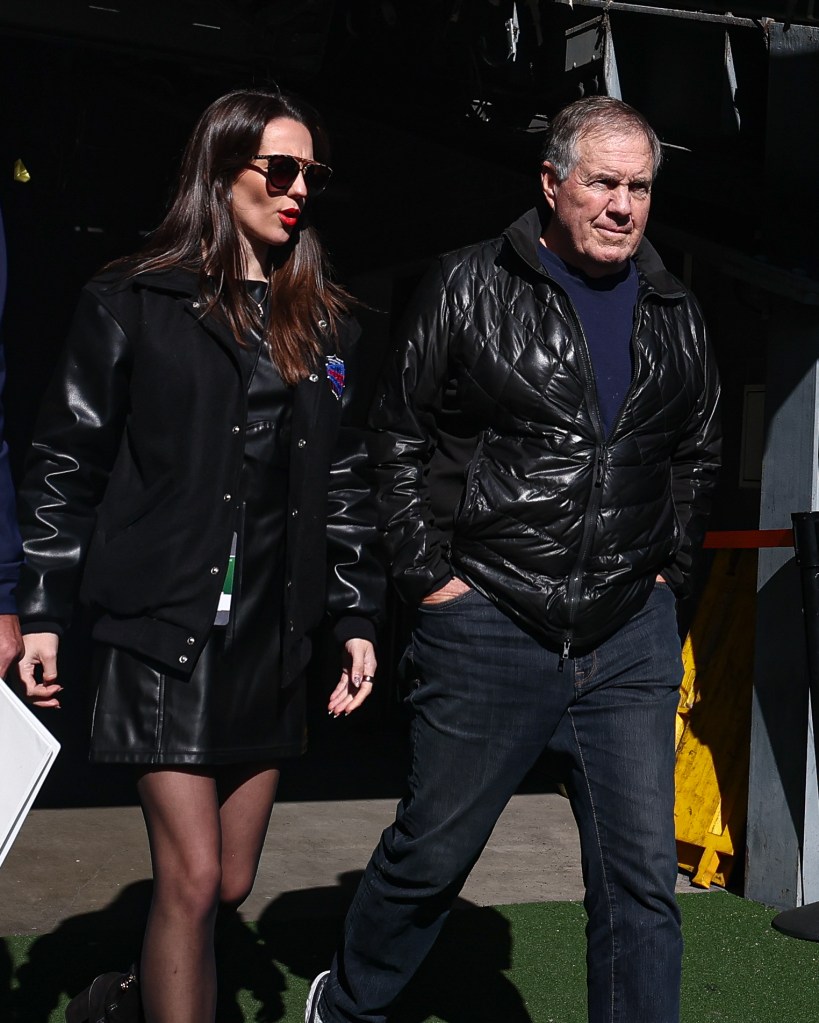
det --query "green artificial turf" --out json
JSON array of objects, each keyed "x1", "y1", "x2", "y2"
[{"x1": 3, "y1": 892, "x2": 819, "y2": 1022}]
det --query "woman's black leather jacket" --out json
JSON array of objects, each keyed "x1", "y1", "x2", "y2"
[
  {"x1": 369, "y1": 208, "x2": 721, "y2": 654},
  {"x1": 16, "y1": 268, "x2": 382, "y2": 683}
]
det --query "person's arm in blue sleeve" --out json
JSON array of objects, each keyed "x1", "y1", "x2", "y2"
[{"x1": 0, "y1": 202, "x2": 25, "y2": 677}]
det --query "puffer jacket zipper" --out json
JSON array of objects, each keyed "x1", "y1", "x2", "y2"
[
  {"x1": 558, "y1": 292, "x2": 605, "y2": 670},
  {"x1": 552, "y1": 280, "x2": 654, "y2": 669},
  {"x1": 605, "y1": 279, "x2": 655, "y2": 441}
]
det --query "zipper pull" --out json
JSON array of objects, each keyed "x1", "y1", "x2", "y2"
[
  {"x1": 558, "y1": 637, "x2": 571, "y2": 672},
  {"x1": 595, "y1": 452, "x2": 605, "y2": 487}
]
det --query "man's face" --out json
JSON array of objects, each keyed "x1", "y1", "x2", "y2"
[{"x1": 540, "y1": 129, "x2": 654, "y2": 278}]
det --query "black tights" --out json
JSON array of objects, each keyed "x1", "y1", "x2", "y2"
[{"x1": 136, "y1": 763, "x2": 279, "y2": 1023}]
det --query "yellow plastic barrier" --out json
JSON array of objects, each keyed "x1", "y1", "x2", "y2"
[{"x1": 674, "y1": 549, "x2": 757, "y2": 888}]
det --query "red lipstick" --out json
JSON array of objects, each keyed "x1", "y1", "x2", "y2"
[{"x1": 279, "y1": 209, "x2": 300, "y2": 228}]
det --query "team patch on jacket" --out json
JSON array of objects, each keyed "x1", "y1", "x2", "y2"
[{"x1": 326, "y1": 354, "x2": 345, "y2": 400}]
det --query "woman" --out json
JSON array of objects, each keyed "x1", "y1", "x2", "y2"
[{"x1": 15, "y1": 88, "x2": 380, "y2": 1023}]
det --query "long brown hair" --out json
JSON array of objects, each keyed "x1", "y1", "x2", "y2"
[{"x1": 120, "y1": 89, "x2": 351, "y2": 384}]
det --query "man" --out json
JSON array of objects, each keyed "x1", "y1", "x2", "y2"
[
  {"x1": 307, "y1": 96, "x2": 720, "y2": 1023},
  {"x1": 0, "y1": 202, "x2": 24, "y2": 678}
]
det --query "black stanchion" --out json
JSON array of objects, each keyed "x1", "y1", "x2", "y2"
[{"x1": 771, "y1": 512, "x2": 819, "y2": 940}]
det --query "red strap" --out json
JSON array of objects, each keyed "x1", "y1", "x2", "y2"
[{"x1": 702, "y1": 529, "x2": 794, "y2": 549}]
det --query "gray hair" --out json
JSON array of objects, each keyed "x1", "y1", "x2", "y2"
[{"x1": 541, "y1": 96, "x2": 662, "y2": 181}]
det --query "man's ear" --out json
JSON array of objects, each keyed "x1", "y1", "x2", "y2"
[{"x1": 541, "y1": 162, "x2": 559, "y2": 210}]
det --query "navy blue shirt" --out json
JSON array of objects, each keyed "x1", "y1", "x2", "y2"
[
  {"x1": 0, "y1": 204, "x2": 23, "y2": 613},
  {"x1": 538, "y1": 244, "x2": 638, "y2": 438},
  {"x1": 0, "y1": 204, "x2": 6, "y2": 317}
]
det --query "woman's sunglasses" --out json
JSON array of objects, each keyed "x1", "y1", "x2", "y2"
[{"x1": 251, "y1": 154, "x2": 333, "y2": 195}]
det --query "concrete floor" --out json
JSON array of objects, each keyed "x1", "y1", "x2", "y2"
[
  {"x1": 0, "y1": 784, "x2": 706, "y2": 937},
  {"x1": 0, "y1": 793, "x2": 580, "y2": 936}
]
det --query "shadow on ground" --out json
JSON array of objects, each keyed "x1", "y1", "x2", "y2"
[
  {"x1": 2, "y1": 872, "x2": 531, "y2": 1023},
  {"x1": 258, "y1": 870, "x2": 533, "y2": 1023},
  {"x1": 2, "y1": 880, "x2": 286, "y2": 1023},
  {"x1": 0, "y1": 939, "x2": 13, "y2": 1021},
  {"x1": 3, "y1": 881, "x2": 151, "y2": 1022}
]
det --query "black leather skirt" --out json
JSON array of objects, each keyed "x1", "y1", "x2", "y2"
[{"x1": 88, "y1": 337, "x2": 305, "y2": 765}]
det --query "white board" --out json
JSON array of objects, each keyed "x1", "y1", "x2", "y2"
[{"x1": 0, "y1": 679, "x2": 60, "y2": 868}]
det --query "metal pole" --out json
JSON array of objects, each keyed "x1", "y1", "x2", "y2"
[
  {"x1": 791, "y1": 514, "x2": 819, "y2": 778},
  {"x1": 771, "y1": 512, "x2": 819, "y2": 940}
]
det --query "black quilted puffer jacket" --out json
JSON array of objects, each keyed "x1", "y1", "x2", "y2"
[{"x1": 369, "y1": 207, "x2": 721, "y2": 655}]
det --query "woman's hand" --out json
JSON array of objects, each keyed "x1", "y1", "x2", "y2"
[
  {"x1": 17, "y1": 632, "x2": 63, "y2": 708},
  {"x1": 328, "y1": 638, "x2": 377, "y2": 717}
]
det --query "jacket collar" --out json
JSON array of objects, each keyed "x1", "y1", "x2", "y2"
[
  {"x1": 93, "y1": 265, "x2": 200, "y2": 298},
  {"x1": 134, "y1": 267, "x2": 200, "y2": 297},
  {"x1": 96, "y1": 266, "x2": 356, "y2": 366},
  {"x1": 502, "y1": 206, "x2": 686, "y2": 299}
]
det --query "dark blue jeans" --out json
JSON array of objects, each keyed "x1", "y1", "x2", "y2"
[{"x1": 321, "y1": 585, "x2": 683, "y2": 1023}]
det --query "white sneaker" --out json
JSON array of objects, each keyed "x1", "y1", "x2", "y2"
[{"x1": 305, "y1": 970, "x2": 330, "y2": 1023}]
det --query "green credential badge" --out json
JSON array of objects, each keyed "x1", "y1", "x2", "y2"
[{"x1": 214, "y1": 533, "x2": 237, "y2": 626}]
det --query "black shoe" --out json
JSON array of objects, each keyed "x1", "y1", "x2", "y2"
[{"x1": 65, "y1": 966, "x2": 141, "y2": 1023}]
